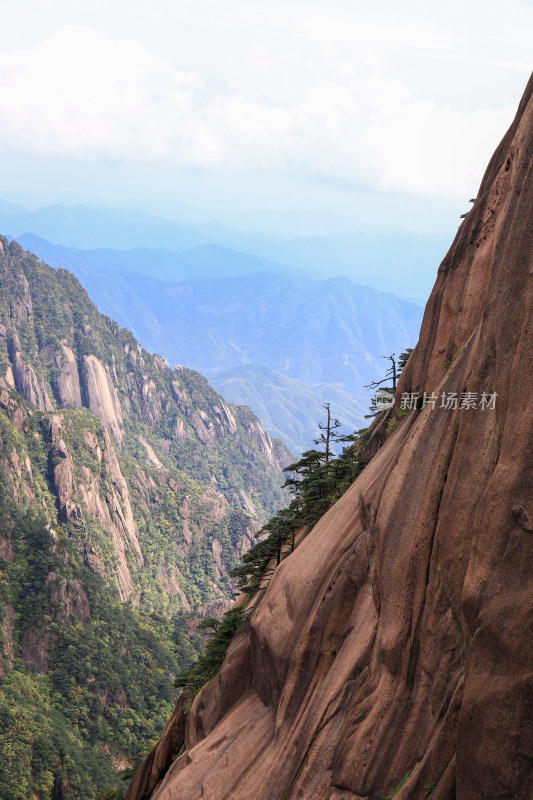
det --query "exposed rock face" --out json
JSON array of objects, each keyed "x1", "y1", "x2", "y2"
[
  {"x1": 212, "y1": 402, "x2": 237, "y2": 435},
  {"x1": 22, "y1": 628, "x2": 49, "y2": 674},
  {"x1": 129, "y1": 74, "x2": 533, "y2": 800},
  {"x1": 139, "y1": 434, "x2": 164, "y2": 469},
  {"x1": 0, "y1": 536, "x2": 14, "y2": 561},
  {"x1": 45, "y1": 410, "x2": 143, "y2": 600},
  {"x1": 82, "y1": 353, "x2": 124, "y2": 442},
  {"x1": 53, "y1": 439, "x2": 75, "y2": 511},
  {"x1": 12, "y1": 351, "x2": 53, "y2": 411},
  {"x1": 0, "y1": 238, "x2": 291, "y2": 611},
  {"x1": 56, "y1": 341, "x2": 82, "y2": 407},
  {"x1": 126, "y1": 690, "x2": 194, "y2": 800},
  {"x1": 44, "y1": 573, "x2": 91, "y2": 623},
  {"x1": 101, "y1": 430, "x2": 144, "y2": 600}
]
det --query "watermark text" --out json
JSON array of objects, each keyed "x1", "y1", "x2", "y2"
[{"x1": 399, "y1": 391, "x2": 497, "y2": 411}]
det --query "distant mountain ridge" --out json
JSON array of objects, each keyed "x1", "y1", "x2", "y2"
[
  {"x1": 14, "y1": 234, "x2": 424, "y2": 451},
  {"x1": 16, "y1": 233, "x2": 295, "y2": 281},
  {"x1": 1, "y1": 200, "x2": 448, "y2": 301},
  {"x1": 2, "y1": 203, "x2": 209, "y2": 251},
  {"x1": 210, "y1": 364, "x2": 368, "y2": 455}
]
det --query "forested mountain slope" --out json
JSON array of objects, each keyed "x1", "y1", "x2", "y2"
[
  {"x1": 0, "y1": 237, "x2": 290, "y2": 798},
  {"x1": 211, "y1": 363, "x2": 368, "y2": 455}
]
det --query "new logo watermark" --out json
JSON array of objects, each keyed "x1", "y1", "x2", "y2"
[{"x1": 374, "y1": 388, "x2": 395, "y2": 410}]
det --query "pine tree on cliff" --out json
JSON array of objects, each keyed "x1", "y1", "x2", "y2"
[
  {"x1": 181, "y1": 412, "x2": 371, "y2": 693},
  {"x1": 314, "y1": 402, "x2": 342, "y2": 463},
  {"x1": 398, "y1": 348, "x2": 413, "y2": 371},
  {"x1": 230, "y1": 407, "x2": 370, "y2": 598},
  {"x1": 365, "y1": 349, "x2": 413, "y2": 418}
]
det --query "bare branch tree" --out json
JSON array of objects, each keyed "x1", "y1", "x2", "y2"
[{"x1": 314, "y1": 402, "x2": 342, "y2": 462}]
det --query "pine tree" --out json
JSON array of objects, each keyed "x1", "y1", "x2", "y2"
[
  {"x1": 314, "y1": 402, "x2": 342, "y2": 462},
  {"x1": 364, "y1": 350, "x2": 413, "y2": 418},
  {"x1": 180, "y1": 411, "x2": 373, "y2": 695}
]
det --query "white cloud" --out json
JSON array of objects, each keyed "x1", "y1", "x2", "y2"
[
  {"x1": 0, "y1": 26, "x2": 210, "y2": 160},
  {"x1": 0, "y1": 23, "x2": 526, "y2": 201},
  {"x1": 357, "y1": 72, "x2": 517, "y2": 197}
]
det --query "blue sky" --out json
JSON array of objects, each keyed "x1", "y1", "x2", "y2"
[{"x1": 1, "y1": 1, "x2": 532, "y2": 235}]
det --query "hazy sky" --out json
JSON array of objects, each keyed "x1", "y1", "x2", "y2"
[{"x1": 1, "y1": 1, "x2": 532, "y2": 234}]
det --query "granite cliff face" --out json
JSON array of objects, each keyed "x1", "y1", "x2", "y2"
[
  {"x1": 0, "y1": 240, "x2": 290, "y2": 609},
  {"x1": 0, "y1": 240, "x2": 292, "y2": 794},
  {"x1": 128, "y1": 75, "x2": 533, "y2": 800}
]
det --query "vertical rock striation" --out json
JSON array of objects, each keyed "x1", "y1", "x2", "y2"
[
  {"x1": 81, "y1": 354, "x2": 124, "y2": 443},
  {"x1": 130, "y1": 73, "x2": 533, "y2": 800},
  {"x1": 0, "y1": 236, "x2": 291, "y2": 609}
]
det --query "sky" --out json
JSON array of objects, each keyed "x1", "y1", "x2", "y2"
[{"x1": 1, "y1": 1, "x2": 532, "y2": 235}]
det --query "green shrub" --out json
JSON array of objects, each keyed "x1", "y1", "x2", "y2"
[{"x1": 376, "y1": 770, "x2": 412, "y2": 800}]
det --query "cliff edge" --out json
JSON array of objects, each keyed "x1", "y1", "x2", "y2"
[{"x1": 128, "y1": 73, "x2": 533, "y2": 800}]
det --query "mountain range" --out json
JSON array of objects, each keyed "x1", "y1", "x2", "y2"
[
  {"x1": 0, "y1": 202, "x2": 449, "y2": 302},
  {"x1": 1, "y1": 70, "x2": 532, "y2": 800},
  {"x1": 13, "y1": 234, "x2": 424, "y2": 453},
  {"x1": 211, "y1": 364, "x2": 369, "y2": 455}
]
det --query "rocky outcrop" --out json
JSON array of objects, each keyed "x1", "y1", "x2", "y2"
[
  {"x1": 12, "y1": 351, "x2": 53, "y2": 411},
  {"x1": 244, "y1": 418, "x2": 276, "y2": 463},
  {"x1": 52, "y1": 437, "x2": 75, "y2": 513},
  {"x1": 139, "y1": 434, "x2": 164, "y2": 469},
  {"x1": 0, "y1": 535, "x2": 14, "y2": 561},
  {"x1": 44, "y1": 411, "x2": 143, "y2": 601},
  {"x1": 157, "y1": 560, "x2": 191, "y2": 610},
  {"x1": 128, "y1": 74, "x2": 533, "y2": 800},
  {"x1": 212, "y1": 402, "x2": 237, "y2": 435},
  {"x1": 8, "y1": 266, "x2": 33, "y2": 324},
  {"x1": 103, "y1": 431, "x2": 144, "y2": 562},
  {"x1": 78, "y1": 429, "x2": 144, "y2": 601},
  {"x1": 189, "y1": 410, "x2": 216, "y2": 445},
  {"x1": 45, "y1": 573, "x2": 91, "y2": 622},
  {"x1": 82, "y1": 354, "x2": 124, "y2": 442},
  {"x1": 56, "y1": 341, "x2": 82, "y2": 407},
  {"x1": 125, "y1": 690, "x2": 194, "y2": 800},
  {"x1": 22, "y1": 628, "x2": 49, "y2": 674}
]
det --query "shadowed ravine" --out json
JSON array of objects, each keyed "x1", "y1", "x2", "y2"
[{"x1": 126, "y1": 73, "x2": 533, "y2": 800}]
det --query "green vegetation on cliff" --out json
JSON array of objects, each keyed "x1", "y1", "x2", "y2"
[
  {"x1": 0, "y1": 443, "x2": 188, "y2": 798},
  {"x1": 175, "y1": 421, "x2": 371, "y2": 693},
  {"x1": 173, "y1": 356, "x2": 414, "y2": 698},
  {"x1": 0, "y1": 236, "x2": 291, "y2": 798}
]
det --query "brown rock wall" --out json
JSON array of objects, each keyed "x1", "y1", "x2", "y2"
[{"x1": 129, "y1": 73, "x2": 533, "y2": 800}]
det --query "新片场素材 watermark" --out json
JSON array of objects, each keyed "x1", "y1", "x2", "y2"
[{"x1": 399, "y1": 391, "x2": 497, "y2": 410}]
